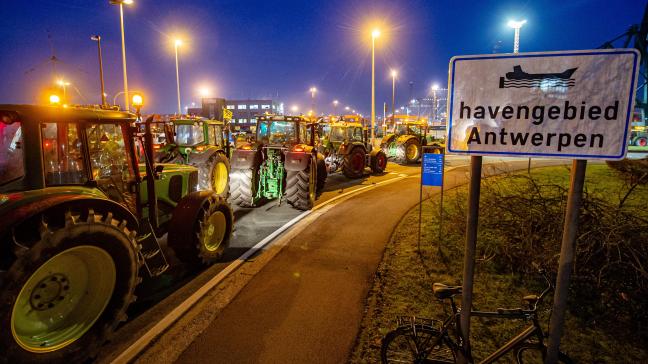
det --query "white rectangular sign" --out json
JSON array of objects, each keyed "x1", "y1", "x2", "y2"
[{"x1": 447, "y1": 49, "x2": 640, "y2": 160}]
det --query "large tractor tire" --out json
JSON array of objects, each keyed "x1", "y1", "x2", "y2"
[
  {"x1": 230, "y1": 167, "x2": 259, "y2": 207},
  {"x1": 402, "y1": 138, "x2": 422, "y2": 164},
  {"x1": 168, "y1": 192, "x2": 232, "y2": 267},
  {"x1": 636, "y1": 136, "x2": 648, "y2": 146},
  {"x1": 370, "y1": 150, "x2": 388, "y2": 174},
  {"x1": 316, "y1": 156, "x2": 327, "y2": 193},
  {"x1": 197, "y1": 152, "x2": 230, "y2": 197},
  {"x1": 286, "y1": 157, "x2": 316, "y2": 210},
  {"x1": 342, "y1": 146, "x2": 366, "y2": 179},
  {"x1": 0, "y1": 210, "x2": 139, "y2": 364}
]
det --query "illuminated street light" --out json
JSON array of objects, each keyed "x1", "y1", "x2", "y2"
[
  {"x1": 198, "y1": 86, "x2": 210, "y2": 98},
  {"x1": 49, "y1": 94, "x2": 61, "y2": 105},
  {"x1": 291, "y1": 105, "x2": 299, "y2": 113},
  {"x1": 345, "y1": 106, "x2": 350, "y2": 111},
  {"x1": 174, "y1": 38, "x2": 183, "y2": 115},
  {"x1": 370, "y1": 28, "x2": 380, "y2": 145},
  {"x1": 109, "y1": 0, "x2": 133, "y2": 110},
  {"x1": 333, "y1": 100, "x2": 339, "y2": 114},
  {"x1": 56, "y1": 79, "x2": 70, "y2": 102},
  {"x1": 309, "y1": 87, "x2": 317, "y2": 115},
  {"x1": 507, "y1": 19, "x2": 527, "y2": 54},
  {"x1": 431, "y1": 84, "x2": 440, "y2": 121}
]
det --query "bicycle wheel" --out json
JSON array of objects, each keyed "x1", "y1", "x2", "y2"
[
  {"x1": 381, "y1": 324, "x2": 456, "y2": 364},
  {"x1": 515, "y1": 344, "x2": 573, "y2": 364}
]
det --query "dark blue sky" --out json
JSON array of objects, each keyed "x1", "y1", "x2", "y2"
[{"x1": 0, "y1": 0, "x2": 643, "y2": 114}]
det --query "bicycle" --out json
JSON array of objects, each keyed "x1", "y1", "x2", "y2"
[{"x1": 380, "y1": 269, "x2": 573, "y2": 363}]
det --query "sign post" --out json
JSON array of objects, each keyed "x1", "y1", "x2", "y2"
[
  {"x1": 419, "y1": 148, "x2": 445, "y2": 259},
  {"x1": 447, "y1": 49, "x2": 639, "y2": 363}
]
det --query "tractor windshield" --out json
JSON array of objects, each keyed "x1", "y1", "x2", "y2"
[
  {"x1": 175, "y1": 123, "x2": 204, "y2": 146},
  {"x1": 330, "y1": 126, "x2": 346, "y2": 142},
  {"x1": 258, "y1": 120, "x2": 297, "y2": 145},
  {"x1": 0, "y1": 121, "x2": 24, "y2": 185},
  {"x1": 394, "y1": 124, "x2": 422, "y2": 136}
]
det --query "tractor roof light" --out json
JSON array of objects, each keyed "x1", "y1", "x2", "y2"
[
  {"x1": 49, "y1": 94, "x2": 61, "y2": 105},
  {"x1": 132, "y1": 93, "x2": 144, "y2": 108}
]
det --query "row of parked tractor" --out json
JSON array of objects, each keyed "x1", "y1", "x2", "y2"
[{"x1": 0, "y1": 101, "x2": 442, "y2": 363}]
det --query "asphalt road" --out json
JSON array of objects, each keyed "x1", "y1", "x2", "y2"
[{"x1": 169, "y1": 157, "x2": 568, "y2": 364}]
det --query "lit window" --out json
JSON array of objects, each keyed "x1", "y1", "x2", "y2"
[
  {"x1": 250, "y1": 118, "x2": 257, "y2": 124},
  {"x1": 249, "y1": 104, "x2": 259, "y2": 110},
  {"x1": 240, "y1": 118, "x2": 248, "y2": 123},
  {"x1": 226, "y1": 105, "x2": 235, "y2": 109},
  {"x1": 261, "y1": 104, "x2": 271, "y2": 110},
  {"x1": 238, "y1": 105, "x2": 247, "y2": 110}
]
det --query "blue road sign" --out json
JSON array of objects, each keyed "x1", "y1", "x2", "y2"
[{"x1": 422, "y1": 153, "x2": 444, "y2": 186}]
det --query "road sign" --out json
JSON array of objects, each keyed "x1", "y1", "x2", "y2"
[
  {"x1": 223, "y1": 108, "x2": 233, "y2": 120},
  {"x1": 422, "y1": 153, "x2": 444, "y2": 186},
  {"x1": 447, "y1": 49, "x2": 640, "y2": 160}
]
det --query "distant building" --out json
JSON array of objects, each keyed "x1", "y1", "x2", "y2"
[{"x1": 200, "y1": 98, "x2": 283, "y2": 132}]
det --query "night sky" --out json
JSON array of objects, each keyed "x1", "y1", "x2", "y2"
[{"x1": 0, "y1": 0, "x2": 643, "y2": 114}]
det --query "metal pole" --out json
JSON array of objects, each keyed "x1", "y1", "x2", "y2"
[
  {"x1": 119, "y1": 3, "x2": 129, "y2": 111},
  {"x1": 513, "y1": 27, "x2": 520, "y2": 53},
  {"x1": 175, "y1": 43, "x2": 181, "y2": 115},
  {"x1": 438, "y1": 152, "x2": 445, "y2": 253},
  {"x1": 391, "y1": 74, "x2": 396, "y2": 126},
  {"x1": 93, "y1": 35, "x2": 107, "y2": 107},
  {"x1": 546, "y1": 159, "x2": 587, "y2": 364},
  {"x1": 459, "y1": 155, "x2": 482, "y2": 363},
  {"x1": 371, "y1": 36, "x2": 376, "y2": 146}
]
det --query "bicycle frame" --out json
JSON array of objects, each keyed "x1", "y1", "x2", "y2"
[{"x1": 438, "y1": 298, "x2": 547, "y2": 364}]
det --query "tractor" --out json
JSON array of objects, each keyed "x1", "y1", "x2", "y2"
[
  {"x1": 229, "y1": 115, "x2": 326, "y2": 210},
  {"x1": 0, "y1": 101, "x2": 233, "y2": 363},
  {"x1": 319, "y1": 121, "x2": 387, "y2": 178},
  {"x1": 155, "y1": 117, "x2": 231, "y2": 197},
  {"x1": 381, "y1": 116, "x2": 444, "y2": 164}
]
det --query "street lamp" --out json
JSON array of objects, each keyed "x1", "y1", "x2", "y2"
[
  {"x1": 49, "y1": 94, "x2": 61, "y2": 105},
  {"x1": 174, "y1": 38, "x2": 183, "y2": 115},
  {"x1": 431, "y1": 84, "x2": 440, "y2": 121},
  {"x1": 56, "y1": 79, "x2": 70, "y2": 102},
  {"x1": 91, "y1": 35, "x2": 107, "y2": 107},
  {"x1": 291, "y1": 105, "x2": 299, "y2": 113},
  {"x1": 507, "y1": 19, "x2": 526, "y2": 54},
  {"x1": 198, "y1": 86, "x2": 210, "y2": 98},
  {"x1": 370, "y1": 28, "x2": 380, "y2": 146},
  {"x1": 333, "y1": 100, "x2": 338, "y2": 114},
  {"x1": 109, "y1": 0, "x2": 133, "y2": 110},
  {"x1": 309, "y1": 87, "x2": 317, "y2": 115},
  {"x1": 345, "y1": 106, "x2": 350, "y2": 112},
  {"x1": 390, "y1": 69, "x2": 397, "y2": 126}
]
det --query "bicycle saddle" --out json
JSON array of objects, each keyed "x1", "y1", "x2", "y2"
[{"x1": 433, "y1": 283, "x2": 462, "y2": 299}]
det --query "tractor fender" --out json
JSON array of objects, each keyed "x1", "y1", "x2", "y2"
[
  {"x1": 381, "y1": 134, "x2": 396, "y2": 146},
  {"x1": 284, "y1": 151, "x2": 312, "y2": 171},
  {"x1": 395, "y1": 135, "x2": 417, "y2": 145},
  {"x1": 230, "y1": 148, "x2": 260, "y2": 170},
  {"x1": 0, "y1": 193, "x2": 138, "y2": 235},
  {"x1": 187, "y1": 146, "x2": 225, "y2": 165},
  {"x1": 369, "y1": 147, "x2": 384, "y2": 158},
  {"x1": 170, "y1": 190, "x2": 233, "y2": 234}
]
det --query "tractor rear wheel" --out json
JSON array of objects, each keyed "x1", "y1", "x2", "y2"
[
  {"x1": 230, "y1": 167, "x2": 259, "y2": 207},
  {"x1": 0, "y1": 210, "x2": 139, "y2": 364},
  {"x1": 168, "y1": 192, "x2": 232, "y2": 266},
  {"x1": 198, "y1": 152, "x2": 230, "y2": 197},
  {"x1": 342, "y1": 147, "x2": 366, "y2": 179},
  {"x1": 286, "y1": 158, "x2": 316, "y2": 210},
  {"x1": 403, "y1": 138, "x2": 422, "y2": 164},
  {"x1": 370, "y1": 150, "x2": 388, "y2": 174}
]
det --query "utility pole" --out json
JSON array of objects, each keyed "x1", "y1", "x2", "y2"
[{"x1": 91, "y1": 35, "x2": 107, "y2": 107}]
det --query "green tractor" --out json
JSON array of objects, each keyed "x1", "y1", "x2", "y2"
[
  {"x1": 381, "y1": 118, "x2": 444, "y2": 164},
  {"x1": 151, "y1": 117, "x2": 231, "y2": 197},
  {"x1": 229, "y1": 115, "x2": 326, "y2": 210},
  {"x1": 0, "y1": 104, "x2": 233, "y2": 363},
  {"x1": 319, "y1": 121, "x2": 388, "y2": 178}
]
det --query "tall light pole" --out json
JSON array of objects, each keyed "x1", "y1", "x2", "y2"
[
  {"x1": 110, "y1": 0, "x2": 133, "y2": 110},
  {"x1": 57, "y1": 79, "x2": 70, "y2": 103},
  {"x1": 507, "y1": 19, "x2": 526, "y2": 53},
  {"x1": 91, "y1": 35, "x2": 107, "y2": 107},
  {"x1": 390, "y1": 69, "x2": 397, "y2": 126},
  {"x1": 431, "y1": 84, "x2": 439, "y2": 121},
  {"x1": 174, "y1": 38, "x2": 183, "y2": 115},
  {"x1": 333, "y1": 99, "x2": 338, "y2": 114},
  {"x1": 371, "y1": 28, "x2": 380, "y2": 146},
  {"x1": 309, "y1": 87, "x2": 317, "y2": 116}
]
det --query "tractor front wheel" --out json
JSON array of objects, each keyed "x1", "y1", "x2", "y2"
[
  {"x1": 316, "y1": 157, "x2": 327, "y2": 193},
  {"x1": 342, "y1": 147, "x2": 366, "y2": 179},
  {"x1": 403, "y1": 138, "x2": 422, "y2": 164},
  {"x1": 286, "y1": 158, "x2": 316, "y2": 210},
  {"x1": 370, "y1": 150, "x2": 388, "y2": 174},
  {"x1": 0, "y1": 210, "x2": 139, "y2": 364},
  {"x1": 168, "y1": 192, "x2": 233, "y2": 267},
  {"x1": 198, "y1": 152, "x2": 230, "y2": 197}
]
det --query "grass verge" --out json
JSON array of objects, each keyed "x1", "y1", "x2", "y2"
[{"x1": 349, "y1": 164, "x2": 648, "y2": 363}]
